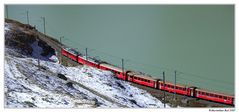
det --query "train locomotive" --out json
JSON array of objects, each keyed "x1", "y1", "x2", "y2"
[{"x1": 61, "y1": 47, "x2": 234, "y2": 105}]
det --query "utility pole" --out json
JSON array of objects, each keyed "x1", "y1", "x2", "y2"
[
  {"x1": 122, "y1": 59, "x2": 125, "y2": 80},
  {"x1": 36, "y1": 38, "x2": 40, "y2": 70},
  {"x1": 60, "y1": 36, "x2": 64, "y2": 64},
  {"x1": 60, "y1": 36, "x2": 64, "y2": 45},
  {"x1": 41, "y1": 17, "x2": 46, "y2": 35},
  {"x1": 85, "y1": 48, "x2": 88, "y2": 60},
  {"x1": 26, "y1": 11, "x2": 29, "y2": 24},
  {"x1": 174, "y1": 70, "x2": 176, "y2": 100},
  {"x1": 6, "y1": 5, "x2": 8, "y2": 19},
  {"x1": 163, "y1": 71, "x2": 166, "y2": 108}
]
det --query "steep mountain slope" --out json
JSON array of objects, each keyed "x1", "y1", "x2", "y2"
[{"x1": 4, "y1": 19, "x2": 169, "y2": 108}]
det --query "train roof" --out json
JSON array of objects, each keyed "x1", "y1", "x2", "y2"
[
  {"x1": 195, "y1": 88, "x2": 234, "y2": 97},
  {"x1": 62, "y1": 47, "x2": 79, "y2": 55},
  {"x1": 158, "y1": 81, "x2": 190, "y2": 88},
  {"x1": 78, "y1": 55, "x2": 100, "y2": 64},
  {"x1": 100, "y1": 63, "x2": 123, "y2": 72},
  {"x1": 127, "y1": 71, "x2": 158, "y2": 81}
]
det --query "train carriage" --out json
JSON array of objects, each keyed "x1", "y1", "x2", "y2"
[
  {"x1": 61, "y1": 47, "x2": 69, "y2": 57},
  {"x1": 195, "y1": 89, "x2": 234, "y2": 105},
  {"x1": 77, "y1": 55, "x2": 86, "y2": 65},
  {"x1": 62, "y1": 47, "x2": 78, "y2": 61},
  {"x1": 127, "y1": 71, "x2": 158, "y2": 88},
  {"x1": 61, "y1": 46, "x2": 234, "y2": 105},
  {"x1": 99, "y1": 63, "x2": 126, "y2": 80},
  {"x1": 158, "y1": 81, "x2": 194, "y2": 96},
  {"x1": 85, "y1": 57, "x2": 100, "y2": 68},
  {"x1": 67, "y1": 49, "x2": 78, "y2": 61}
]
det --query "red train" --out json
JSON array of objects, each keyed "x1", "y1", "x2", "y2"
[{"x1": 61, "y1": 47, "x2": 234, "y2": 105}]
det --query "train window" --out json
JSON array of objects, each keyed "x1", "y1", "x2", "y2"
[
  {"x1": 198, "y1": 91, "x2": 201, "y2": 94},
  {"x1": 224, "y1": 96, "x2": 227, "y2": 100},
  {"x1": 210, "y1": 94, "x2": 213, "y2": 97},
  {"x1": 206, "y1": 93, "x2": 209, "y2": 96},
  {"x1": 183, "y1": 88, "x2": 186, "y2": 91},
  {"x1": 215, "y1": 95, "x2": 218, "y2": 98},
  {"x1": 130, "y1": 76, "x2": 133, "y2": 78},
  {"x1": 176, "y1": 87, "x2": 178, "y2": 89},
  {"x1": 219, "y1": 96, "x2": 222, "y2": 98}
]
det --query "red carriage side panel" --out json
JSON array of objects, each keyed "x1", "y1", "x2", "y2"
[
  {"x1": 115, "y1": 72, "x2": 127, "y2": 80},
  {"x1": 132, "y1": 76, "x2": 155, "y2": 88},
  {"x1": 61, "y1": 48, "x2": 68, "y2": 57},
  {"x1": 158, "y1": 81, "x2": 189, "y2": 96},
  {"x1": 68, "y1": 52, "x2": 77, "y2": 61},
  {"x1": 195, "y1": 89, "x2": 233, "y2": 105},
  {"x1": 78, "y1": 56, "x2": 85, "y2": 64},
  {"x1": 85, "y1": 60, "x2": 98, "y2": 68}
]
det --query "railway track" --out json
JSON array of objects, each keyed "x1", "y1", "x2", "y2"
[{"x1": 34, "y1": 27, "x2": 233, "y2": 107}]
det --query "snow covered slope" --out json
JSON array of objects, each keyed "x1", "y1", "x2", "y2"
[
  {"x1": 5, "y1": 48, "x2": 169, "y2": 108},
  {"x1": 4, "y1": 19, "x2": 169, "y2": 108}
]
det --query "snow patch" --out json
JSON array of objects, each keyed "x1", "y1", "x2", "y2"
[{"x1": 5, "y1": 45, "x2": 169, "y2": 108}]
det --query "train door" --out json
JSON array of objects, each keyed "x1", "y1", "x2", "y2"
[
  {"x1": 155, "y1": 79, "x2": 160, "y2": 89},
  {"x1": 189, "y1": 87, "x2": 197, "y2": 97},
  {"x1": 125, "y1": 72, "x2": 128, "y2": 81}
]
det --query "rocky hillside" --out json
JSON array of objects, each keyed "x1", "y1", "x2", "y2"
[{"x1": 4, "y1": 19, "x2": 169, "y2": 108}]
